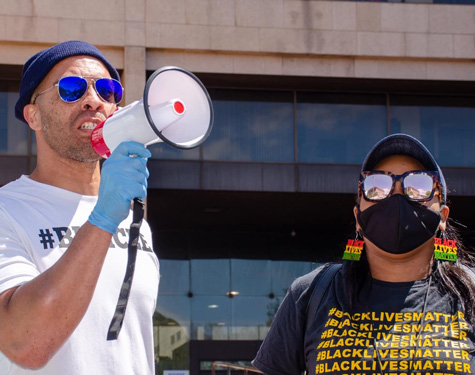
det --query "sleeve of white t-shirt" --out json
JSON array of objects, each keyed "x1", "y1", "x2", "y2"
[{"x1": 0, "y1": 207, "x2": 40, "y2": 294}]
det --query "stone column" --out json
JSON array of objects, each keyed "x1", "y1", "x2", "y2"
[{"x1": 122, "y1": 46, "x2": 146, "y2": 105}]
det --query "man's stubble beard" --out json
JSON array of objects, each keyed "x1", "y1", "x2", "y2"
[{"x1": 40, "y1": 110, "x2": 101, "y2": 163}]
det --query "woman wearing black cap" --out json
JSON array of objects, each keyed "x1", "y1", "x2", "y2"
[{"x1": 253, "y1": 133, "x2": 475, "y2": 375}]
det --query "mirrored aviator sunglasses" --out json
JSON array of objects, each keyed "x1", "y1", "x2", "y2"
[
  {"x1": 56, "y1": 76, "x2": 123, "y2": 104},
  {"x1": 359, "y1": 170, "x2": 440, "y2": 202}
]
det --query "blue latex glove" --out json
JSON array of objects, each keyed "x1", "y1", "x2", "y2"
[{"x1": 88, "y1": 141, "x2": 151, "y2": 234}]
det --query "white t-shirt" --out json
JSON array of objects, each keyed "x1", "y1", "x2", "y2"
[{"x1": 0, "y1": 176, "x2": 160, "y2": 375}]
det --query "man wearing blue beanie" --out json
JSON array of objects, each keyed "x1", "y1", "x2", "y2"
[{"x1": 0, "y1": 41, "x2": 159, "y2": 374}]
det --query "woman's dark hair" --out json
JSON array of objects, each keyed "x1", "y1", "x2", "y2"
[
  {"x1": 344, "y1": 217, "x2": 475, "y2": 325},
  {"x1": 432, "y1": 222, "x2": 475, "y2": 324}
]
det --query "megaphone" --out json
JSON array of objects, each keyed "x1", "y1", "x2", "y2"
[
  {"x1": 95, "y1": 66, "x2": 214, "y2": 341},
  {"x1": 91, "y1": 66, "x2": 214, "y2": 158}
]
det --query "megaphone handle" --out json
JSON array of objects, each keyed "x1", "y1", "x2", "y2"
[{"x1": 106, "y1": 198, "x2": 144, "y2": 340}]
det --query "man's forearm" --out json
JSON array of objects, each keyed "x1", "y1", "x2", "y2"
[{"x1": 0, "y1": 221, "x2": 112, "y2": 369}]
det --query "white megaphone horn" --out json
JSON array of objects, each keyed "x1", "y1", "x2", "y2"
[
  {"x1": 91, "y1": 66, "x2": 214, "y2": 158},
  {"x1": 93, "y1": 67, "x2": 213, "y2": 341}
]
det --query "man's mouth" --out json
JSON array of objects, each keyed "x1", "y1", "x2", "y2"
[{"x1": 79, "y1": 122, "x2": 97, "y2": 130}]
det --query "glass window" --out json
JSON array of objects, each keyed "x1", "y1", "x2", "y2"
[
  {"x1": 156, "y1": 259, "x2": 328, "y2": 344},
  {"x1": 203, "y1": 89, "x2": 294, "y2": 162},
  {"x1": 390, "y1": 95, "x2": 475, "y2": 167},
  {"x1": 155, "y1": 295, "x2": 191, "y2": 373},
  {"x1": 231, "y1": 259, "x2": 271, "y2": 296},
  {"x1": 159, "y1": 260, "x2": 190, "y2": 295},
  {"x1": 191, "y1": 296, "x2": 231, "y2": 340},
  {"x1": 155, "y1": 295, "x2": 191, "y2": 329},
  {"x1": 191, "y1": 259, "x2": 230, "y2": 295},
  {"x1": 271, "y1": 261, "x2": 317, "y2": 297},
  {"x1": 0, "y1": 91, "x2": 28, "y2": 155},
  {"x1": 231, "y1": 296, "x2": 272, "y2": 340},
  {"x1": 297, "y1": 93, "x2": 387, "y2": 164},
  {"x1": 149, "y1": 141, "x2": 200, "y2": 160}
]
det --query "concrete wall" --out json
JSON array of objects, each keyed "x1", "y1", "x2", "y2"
[{"x1": 0, "y1": 0, "x2": 474, "y2": 103}]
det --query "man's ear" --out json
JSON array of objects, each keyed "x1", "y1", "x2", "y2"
[
  {"x1": 23, "y1": 104, "x2": 41, "y2": 131},
  {"x1": 439, "y1": 204, "x2": 450, "y2": 231}
]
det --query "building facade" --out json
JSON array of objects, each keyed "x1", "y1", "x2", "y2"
[{"x1": 1, "y1": 0, "x2": 475, "y2": 374}]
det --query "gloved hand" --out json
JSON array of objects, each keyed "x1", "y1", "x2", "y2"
[{"x1": 88, "y1": 141, "x2": 151, "y2": 234}]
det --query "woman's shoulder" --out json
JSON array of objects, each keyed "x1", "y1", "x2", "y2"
[{"x1": 289, "y1": 262, "x2": 342, "y2": 299}]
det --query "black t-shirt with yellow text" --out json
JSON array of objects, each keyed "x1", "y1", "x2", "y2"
[{"x1": 252, "y1": 263, "x2": 475, "y2": 375}]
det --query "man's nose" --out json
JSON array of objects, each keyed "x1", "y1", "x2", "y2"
[{"x1": 81, "y1": 81, "x2": 105, "y2": 111}]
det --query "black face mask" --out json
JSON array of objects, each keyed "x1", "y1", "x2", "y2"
[{"x1": 357, "y1": 194, "x2": 441, "y2": 254}]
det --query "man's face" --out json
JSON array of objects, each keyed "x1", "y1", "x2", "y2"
[{"x1": 32, "y1": 56, "x2": 118, "y2": 163}]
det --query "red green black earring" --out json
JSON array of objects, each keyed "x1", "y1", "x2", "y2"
[
  {"x1": 434, "y1": 232, "x2": 457, "y2": 262},
  {"x1": 343, "y1": 232, "x2": 364, "y2": 261}
]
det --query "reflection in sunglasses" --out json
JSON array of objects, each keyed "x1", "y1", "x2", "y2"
[
  {"x1": 33, "y1": 76, "x2": 123, "y2": 105},
  {"x1": 360, "y1": 170, "x2": 439, "y2": 202}
]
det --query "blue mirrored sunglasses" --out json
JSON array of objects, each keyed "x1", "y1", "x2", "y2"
[{"x1": 32, "y1": 76, "x2": 123, "y2": 105}]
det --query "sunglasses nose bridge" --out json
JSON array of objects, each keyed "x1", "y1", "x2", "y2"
[
  {"x1": 80, "y1": 78, "x2": 107, "y2": 108},
  {"x1": 393, "y1": 180, "x2": 404, "y2": 195},
  {"x1": 390, "y1": 174, "x2": 405, "y2": 196}
]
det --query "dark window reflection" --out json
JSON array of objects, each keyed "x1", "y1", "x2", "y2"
[
  {"x1": 231, "y1": 259, "x2": 271, "y2": 296},
  {"x1": 155, "y1": 295, "x2": 191, "y2": 330},
  {"x1": 191, "y1": 296, "x2": 231, "y2": 340},
  {"x1": 149, "y1": 140, "x2": 200, "y2": 160},
  {"x1": 0, "y1": 91, "x2": 28, "y2": 155},
  {"x1": 156, "y1": 259, "x2": 319, "y2": 343},
  {"x1": 272, "y1": 261, "x2": 320, "y2": 297},
  {"x1": 204, "y1": 89, "x2": 294, "y2": 162},
  {"x1": 158, "y1": 260, "x2": 190, "y2": 295},
  {"x1": 231, "y1": 297, "x2": 271, "y2": 340},
  {"x1": 148, "y1": 88, "x2": 475, "y2": 168},
  {"x1": 154, "y1": 295, "x2": 191, "y2": 373},
  {"x1": 191, "y1": 259, "x2": 229, "y2": 295},
  {"x1": 297, "y1": 93, "x2": 387, "y2": 164},
  {"x1": 390, "y1": 95, "x2": 475, "y2": 167}
]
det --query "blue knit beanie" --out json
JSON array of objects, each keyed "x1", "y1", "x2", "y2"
[{"x1": 15, "y1": 40, "x2": 120, "y2": 123}]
